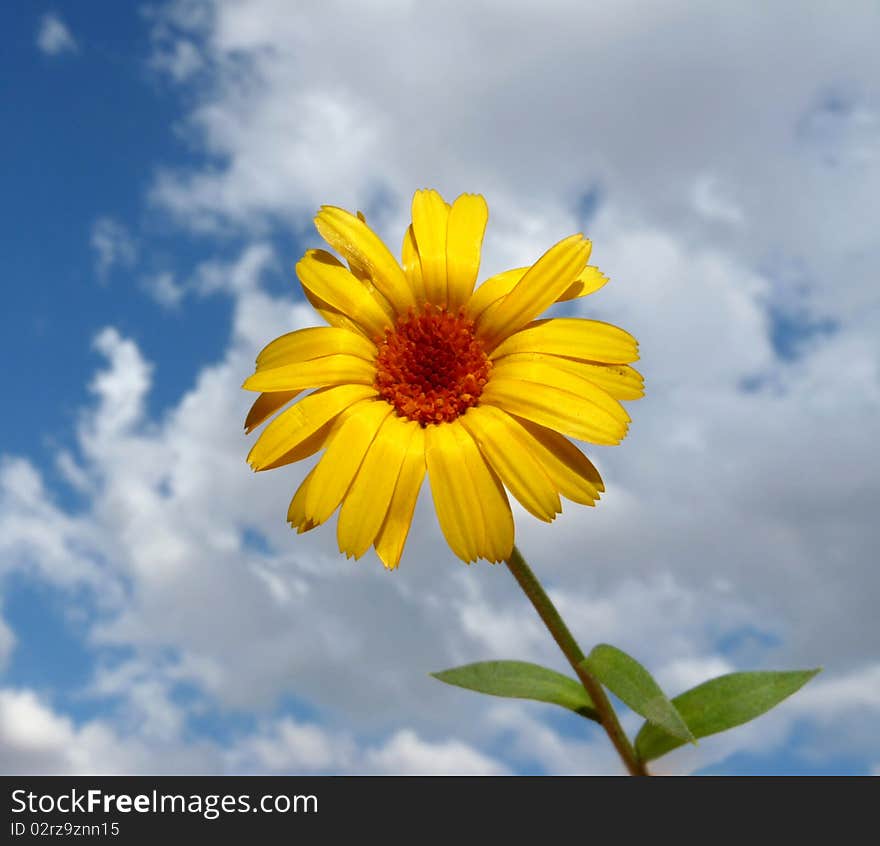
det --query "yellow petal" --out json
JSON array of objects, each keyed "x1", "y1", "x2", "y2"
[
  {"x1": 489, "y1": 358, "x2": 631, "y2": 427},
  {"x1": 425, "y1": 420, "x2": 513, "y2": 563},
  {"x1": 247, "y1": 384, "x2": 377, "y2": 471},
  {"x1": 446, "y1": 193, "x2": 488, "y2": 309},
  {"x1": 255, "y1": 327, "x2": 376, "y2": 371},
  {"x1": 296, "y1": 250, "x2": 393, "y2": 339},
  {"x1": 512, "y1": 417, "x2": 604, "y2": 504},
  {"x1": 425, "y1": 424, "x2": 474, "y2": 562},
  {"x1": 480, "y1": 375, "x2": 627, "y2": 446},
  {"x1": 465, "y1": 263, "x2": 607, "y2": 322},
  {"x1": 288, "y1": 466, "x2": 319, "y2": 533},
  {"x1": 337, "y1": 415, "x2": 420, "y2": 559},
  {"x1": 464, "y1": 267, "x2": 527, "y2": 321},
  {"x1": 261, "y1": 397, "x2": 372, "y2": 472},
  {"x1": 374, "y1": 426, "x2": 426, "y2": 570},
  {"x1": 242, "y1": 354, "x2": 376, "y2": 393},
  {"x1": 304, "y1": 400, "x2": 393, "y2": 524},
  {"x1": 489, "y1": 317, "x2": 639, "y2": 364},
  {"x1": 458, "y1": 424, "x2": 515, "y2": 563},
  {"x1": 244, "y1": 390, "x2": 301, "y2": 433},
  {"x1": 259, "y1": 417, "x2": 337, "y2": 472},
  {"x1": 476, "y1": 235, "x2": 591, "y2": 347},
  {"x1": 338, "y1": 237, "x2": 395, "y2": 315},
  {"x1": 461, "y1": 406, "x2": 561, "y2": 522},
  {"x1": 491, "y1": 352, "x2": 644, "y2": 400},
  {"x1": 302, "y1": 285, "x2": 371, "y2": 338},
  {"x1": 557, "y1": 266, "x2": 609, "y2": 301},
  {"x1": 401, "y1": 224, "x2": 426, "y2": 304},
  {"x1": 314, "y1": 206, "x2": 415, "y2": 315},
  {"x1": 412, "y1": 189, "x2": 450, "y2": 307}
]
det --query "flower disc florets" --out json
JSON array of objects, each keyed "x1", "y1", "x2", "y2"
[{"x1": 375, "y1": 304, "x2": 491, "y2": 425}]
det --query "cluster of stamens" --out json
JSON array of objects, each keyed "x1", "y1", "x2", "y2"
[{"x1": 375, "y1": 304, "x2": 491, "y2": 426}]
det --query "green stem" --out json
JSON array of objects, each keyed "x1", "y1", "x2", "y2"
[{"x1": 506, "y1": 545, "x2": 649, "y2": 777}]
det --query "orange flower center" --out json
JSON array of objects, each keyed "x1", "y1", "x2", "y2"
[{"x1": 375, "y1": 304, "x2": 491, "y2": 426}]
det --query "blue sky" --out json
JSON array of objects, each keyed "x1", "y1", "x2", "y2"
[
  {"x1": 1, "y1": 1, "x2": 879, "y2": 776},
  {"x1": 3, "y1": 4, "x2": 211, "y2": 453}
]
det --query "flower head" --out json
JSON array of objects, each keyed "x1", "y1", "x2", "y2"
[{"x1": 243, "y1": 189, "x2": 642, "y2": 568}]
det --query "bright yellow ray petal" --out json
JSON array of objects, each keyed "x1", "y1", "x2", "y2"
[
  {"x1": 303, "y1": 400, "x2": 393, "y2": 524},
  {"x1": 491, "y1": 352, "x2": 644, "y2": 400},
  {"x1": 247, "y1": 384, "x2": 377, "y2": 471},
  {"x1": 412, "y1": 189, "x2": 450, "y2": 307},
  {"x1": 557, "y1": 266, "x2": 609, "y2": 301},
  {"x1": 480, "y1": 376, "x2": 627, "y2": 445},
  {"x1": 244, "y1": 390, "x2": 301, "y2": 433},
  {"x1": 465, "y1": 267, "x2": 527, "y2": 321},
  {"x1": 512, "y1": 417, "x2": 605, "y2": 504},
  {"x1": 242, "y1": 354, "x2": 376, "y2": 393},
  {"x1": 296, "y1": 250, "x2": 393, "y2": 338},
  {"x1": 446, "y1": 193, "x2": 488, "y2": 309},
  {"x1": 337, "y1": 415, "x2": 420, "y2": 559},
  {"x1": 455, "y1": 422, "x2": 514, "y2": 563},
  {"x1": 489, "y1": 317, "x2": 639, "y2": 364},
  {"x1": 425, "y1": 423, "x2": 480, "y2": 562},
  {"x1": 256, "y1": 327, "x2": 376, "y2": 371},
  {"x1": 301, "y1": 285, "x2": 371, "y2": 338},
  {"x1": 261, "y1": 397, "x2": 373, "y2": 473},
  {"x1": 476, "y1": 235, "x2": 591, "y2": 347},
  {"x1": 259, "y1": 417, "x2": 337, "y2": 472},
  {"x1": 314, "y1": 206, "x2": 415, "y2": 315},
  {"x1": 288, "y1": 466, "x2": 320, "y2": 533},
  {"x1": 461, "y1": 406, "x2": 561, "y2": 522},
  {"x1": 401, "y1": 224, "x2": 426, "y2": 304},
  {"x1": 489, "y1": 358, "x2": 631, "y2": 427},
  {"x1": 374, "y1": 426, "x2": 426, "y2": 570},
  {"x1": 425, "y1": 421, "x2": 513, "y2": 563},
  {"x1": 465, "y1": 263, "x2": 607, "y2": 323},
  {"x1": 337, "y1": 228, "x2": 396, "y2": 316}
]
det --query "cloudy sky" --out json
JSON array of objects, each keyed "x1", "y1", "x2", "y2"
[{"x1": 2, "y1": 1, "x2": 878, "y2": 775}]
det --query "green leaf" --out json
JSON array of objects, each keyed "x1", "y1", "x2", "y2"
[
  {"x1": 635, "y1": 668, "x2": 821, "y2": 763},
  {"x1": 582, "y1": 644, "x2": 694, "y2": 743},
  {"x1": 431, "y1": 661, "x2": 599, "y2": 721}
]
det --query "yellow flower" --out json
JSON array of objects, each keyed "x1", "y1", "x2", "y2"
[{"x1": 243, "y1": 189, "x2": 642, "y2": 568}]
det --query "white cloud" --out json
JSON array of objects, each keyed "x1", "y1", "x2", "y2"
[
  {"x1": 230, "y1": 720, "x2": 506, "y2": 775},
  {"x1": 150, "y1": 38, "x2": 203, "y2": 82},
  {"x1": 36, "y1": 12, "x2": 78, "y2": 56},
  {"x1": 90, "y1": 217, "x2": 137, "y2": 281},
  {"x1": 0, "y1": 457, "x2": 110, "y2": 592},
  {"x1": 657, "y1": 656, "x2": 735, "y2": 696},
  {"x1": 136, "y1": 0, "x2": 879, "y2": 771},
  {"x1": 362, "y1": 729, "x2": 507, "y2": 775},
  {"x1": 0, "y1": 681, "x2": 508, "y2": 776},
  {"x1": 142, "y1": 272, "x2": 186, "y2": 309},
  {"x1": 792, "y1": 664, "x2": 880, "y2": 716},
  {"x1": 88, "y1": 328, "x2": 153, "y2": 440},
  {"x1": 4, "y1": 0, "x2": 880, "y2": 775},
  {"x1": 3, "y1": 228, "x2": 875, "y2": 773},
  {"x1": 486, "y1": 703, "x2": 624, "y2": 775},
  {"x1": 0, "y1": 616, "x2": 15, "y2": 672},
  {"x1": 146, "y1": 0, "x2": 880, "y2": 321},
  {"x1": 0, "y1": 689, "x2": 190, "y2": 775},
  {"x1": 690, "y1": 175, "x2": 745, "y2": 226},
  {"x1": 232, "y1": 717, "x2": 355, "y2": 773}
]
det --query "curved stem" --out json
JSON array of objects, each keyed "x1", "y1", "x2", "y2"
[{"x1": 506, "y1": 545, "x2": 649, "y2": 777}]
